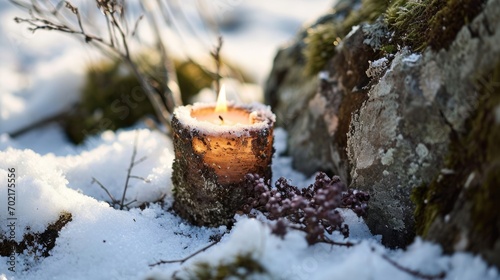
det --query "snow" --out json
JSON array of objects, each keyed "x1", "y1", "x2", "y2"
[
  {"x1": 0, "y1": 7, "x2": 94, "y2": 135},
  {"x1": 1, "y1": 127, "x2": 499, "y2": 279},
  {"x1": 1, "y1": 1, "x2": 499, "y2": 279},
  {"x1": 59, "y1": 129, "x2": 174, "y2": 206},
  {"x1": 402, "y1": 53, "x2": 421, "y2": 63},
  {"x1": 366, "y1": 57, "x2": 389, "y2": 78}
]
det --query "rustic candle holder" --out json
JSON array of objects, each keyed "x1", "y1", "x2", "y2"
[{"x1": 171, "y1": 103, "x2": 275, "y2": 227}]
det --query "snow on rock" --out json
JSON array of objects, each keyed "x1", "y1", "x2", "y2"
[
  {"x1": 0, "y1": 149, "x2": 78, "y2": 240},
  {"x1": 21, "y1": 203, "x2": 223, "y2": 280},
  {"x1": 366, "y1": 57, "x2": 389, "y2": 78}
]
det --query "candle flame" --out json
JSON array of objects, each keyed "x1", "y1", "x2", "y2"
[{"x1": 215, "y1": 85, "x2": 228, "y2": 113}]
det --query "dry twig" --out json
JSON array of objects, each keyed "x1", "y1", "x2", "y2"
[
  {"x1": 210, "y1": 35, "x2": 223, "y2": 94},
  {"x1": 91, "y1": 130, "x2": 150, "y2": 209},
  {"x1": 10, "y1": 0, "x2": 178, "y2": 132},
  {"x1": 149, "y1": 234, "x2": 223, "y2": 267}
]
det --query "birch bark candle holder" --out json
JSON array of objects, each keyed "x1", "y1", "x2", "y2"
[{"x1": 171, "y1": 97, "x2": 275, "y2": 227}]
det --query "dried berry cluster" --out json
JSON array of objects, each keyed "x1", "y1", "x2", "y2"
[{"x1": 242, "y1": 172, "x2": 370, "y2": 244}]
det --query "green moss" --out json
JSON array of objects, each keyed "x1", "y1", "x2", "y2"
[
  {"x1": 181, "y1": 253, "x2": 267, "y2": 280},
  {"x1": 176, "y1": 59, "x2": 254, "y2": 105},
  {"x1": 380, "y1": 44, "x2": 397, "y2": 54},
  {"x1": 175, "y1": 61, "x2": 214, "y2": 105},
  {"x1": 342, "y1": 0, "x2": 390, "y2": 29},
  {"x1": 412, "y1": 183, "x2": 437, "y2": 236},
  {"x1": 303, "y1": 0, "x2": 486, "y2": 75},
  {"x1": 64, "y1": 59, "x2": 157, "y2": 143},
  {"x1": 303, "y1": 0, "x2": 390, "y2": 75},
  {"x1": 469, "y1": 63, "x2": 500, "y2": 248},
  {"x1": 412, "y1": 167, "x2": 466, "y2": 236},
  {"x1": 412, "y1": 61, "x2": 500, "y2": 243},
  {"x1": 304, "y1": 23, "x2": 344, "y2": 75},
  {"x1": 386, "y1": 0, "x2": 485, "y2": 51}
]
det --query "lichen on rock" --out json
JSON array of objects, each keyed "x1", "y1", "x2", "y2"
[
  {"x1": 414, "y1": 59, "x2": 500, "y2": 267},
  {"x1": 265, "y1": 0, "x2": 500, "y2": 266},
  {"x1": 347, "y1": 49, "x2": 452, "y2": 247}
]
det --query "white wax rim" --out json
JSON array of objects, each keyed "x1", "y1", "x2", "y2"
[
  {"x1": 174, "y1": 102, "x2": 276, "y2": 137},
  {"x1": 193, "y1": 109, "x2": 252, "y2": 125}
]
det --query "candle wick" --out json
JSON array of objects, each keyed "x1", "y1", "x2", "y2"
[{"x1": 219, "y1": 115, "x2": 224, "y2": 123}]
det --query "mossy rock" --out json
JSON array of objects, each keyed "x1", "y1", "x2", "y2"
[
  {"x1": 412, "y1": 60, "x2": 500, "y2": 266},
  {"x1": 302, "y1": 0, "x2": 487, "y2": 76},
  {"x1": 0, "y1": 212, "x2": 72, "y2": 260},
  {"x1": 386, "y1": 0, "x2": 486, "y2": 51}
]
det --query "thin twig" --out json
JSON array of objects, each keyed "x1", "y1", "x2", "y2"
[
  {"x1": 140, "y1": 0, "x2": 182, "y2": 110},
  {"x1": 149, "y1": 236, "x2": 222, "y2": 267},
  {"x1": 120, "y1": 130, "x2": 140, "y2": 210},
  {"x1": 379, "y1": 252, "x2": 446, "y2": 280},
  {"x1": 124, "y1": 57, "x2": 172, "y2": 133},
  {"x1": 105, "y1": 12, "x2": 115, "y2": 47},
  {"x1": 92, "y1": 177, "x2": 119, "y2": 204},
  {"x1": 288, "y1": 224, "x2": 444, "y2": 279},
  {"x1": 129, "y1": 175, "x2": 150, "y2": 182},
  {"x1": 11, "y1": 0, "x2": 175, "y2": 133},
  {"x1": 319, "y1": 237, "x2": 357, "y2": 247},
  {"x1": 133, "y1": 156, "x2": 148, "y2": 166},
  {"x1": 123, "y1": 199, "x2": 138, "y2": 207},
  {"x1": 131, "y1": 14, "x2": 143, "y2": 37},
  {"x1": 65, "y1": 2, "x2": 85, "y2": 36},
  {"x1": 109, "y1": 11, "x2": 129, "y2": 58},
  {"x1": 210, "y1": 35, "x2": 223, "y2": 94}
]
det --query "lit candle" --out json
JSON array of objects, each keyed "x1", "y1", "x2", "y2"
[{"x1": 172, "y1": 86, "x2": 275, "y2": 227}]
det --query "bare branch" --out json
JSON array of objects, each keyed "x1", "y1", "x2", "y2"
[
  {"x1": 140, "y1": 0, "x2": 182, "y2": 110},
  {"x1": 131, "y1": 14, "x2": 143, "y2": 37},
  {"x1": 123, "y1": 199, "x2": 138, "y2": 207},
  {"x1": 379, "y1": 252, "x2": 446, "y2": 280},
  {"x1": 319, "y1": 237, "x2": 357, "y2": 247},
  {"x1": 120, "y1": 130, "x2": 140, "y2": 210},
  {"x1": 64, "y1": 2, "x2": 87, "y2": 41},
  {"x1": 11, "y1": 0, "x2": 175, "y2": 131},
  {"x1": 91, "y1": 177, "x2": 119, "y2": 204},
  {"x1": 129, "y1": 175, "x2": 151, "y2": 183},
  {"x1": 132, "y1": 156, "x2": 148, "y2": 166},
  {"x1": 210, "y1": 35, "x2": 223, "y2": 94},
  {"x1": 149, "y1": 235, "x2": 223, "y2": 267}
]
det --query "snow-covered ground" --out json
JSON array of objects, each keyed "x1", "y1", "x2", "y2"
[
  {"x1": 1, "y1": 1, "x2": 500, "y2": 279},
  {"x1": 0, "y1": 127, "x2": 498, "y2": 280}
]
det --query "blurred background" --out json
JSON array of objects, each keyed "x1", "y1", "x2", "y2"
[{"x1": 0, "y1": 0, "x2": 332, "y2": 146}]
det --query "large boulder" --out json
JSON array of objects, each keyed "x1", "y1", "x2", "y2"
[{"x1": 265, "y1": 0, "x2": 500, "y2": 266}]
